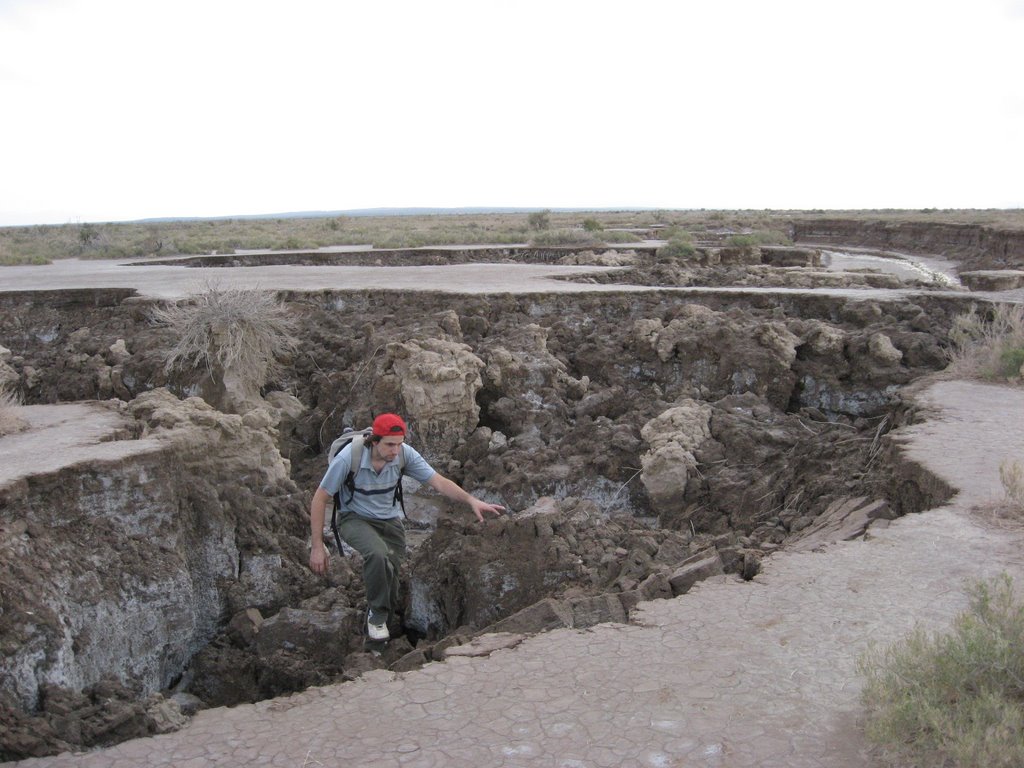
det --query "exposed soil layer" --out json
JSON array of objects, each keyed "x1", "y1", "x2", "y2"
[
  {"x1": 0, "y1": 239, "x2": 996, "y2": 760},
  {"x1": 132, "y1": 246, "x2": 627, "y2": 269},
  {"x1": 792, "y1": 218, "x2": 1024, "y2": 271}
]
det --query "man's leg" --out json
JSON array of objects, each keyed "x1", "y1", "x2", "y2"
[
  {"x1": 338, "y1": 513, "x2": 406, "y2": 624},
  {"x1": 377, "y1": 517, "x2": 406, "y2": 621}
]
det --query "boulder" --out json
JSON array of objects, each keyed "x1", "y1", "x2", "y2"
[
  {"x1": 408, "y1": 499, "x2": 587, "y2": 635},
  {"x1": 760, "y1": 246, "x2": 821, "y2": 267},
  {"x1": 386, "y1": 338, "x2": 485, "y2": 450},
  {"x1": 255, "y1": 606, "x2": 360, "y2": 668},
  {"x1": 669, "y1": 550, "x2": 725, "y2": 595},
  {"x1": 480, "y1": 599, "x2": 573, "y2": 636},
  {"x1": 557, "y1": 249, "x2": 638, "y2": 267},
  {"x1": 868, "y1": 333, "x2": 903, "y2": 366},
  {"x1": 106, "y1": 339, "x2": 131, "y2": 366},
  {"x1": 755, "y1": 323, "x2": 801, "y2": 368},
  {"x1": 226, "y1": 608, "x2": 264, "y2": 649},
  {"x1": 787, "y1": 497, "x2": 895, "y2": 552},
  {"x1": 566, "y1": 593, "x2": 629, "y2": 626},
  {"x1": 640, "y1": 400, "x2": 713, "y2": 517},
  {"x1": 441, "y1": 632, "x2": 526, "y2": 658},
  {"x1": 959, "y1": 270, "x2": 1024, "y2": 291},
  {"x1": 804, "y1": 322, "x2": 846, "y2": 358},
  {"x1": 129, "y1": 388, "x2": 295, "y2": 487}
]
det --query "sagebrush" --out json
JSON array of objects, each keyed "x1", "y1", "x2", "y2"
[
  {"x1": 150, "y1": 286, "x2": 299, "y2": 392},
  {"x1": 948, "y1": 303, "x2": 1024, "y2": 382},
  {"x1": 657, "y1": 233, "x2": 696, "y2": 260},
  {"x1": 859, "y1": 574, "x2": 1024, "y2": 768}
]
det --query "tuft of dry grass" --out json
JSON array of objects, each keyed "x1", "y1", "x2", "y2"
[
  {"x1": 947, "y1": 303, "x2": 1024, "y2": 383},
  {"x1": 150, "y1": 285, "x2": 299, "y2": 393},
  {"x1": 0, "y1": 385, "x2": 28, "y2": 436},
  {"x1": 971, "y1": 459, "x2": 1024, "y2": 531},
  {"x1": 999, "y1": 459, "x2": 1024, "y2": 509}
]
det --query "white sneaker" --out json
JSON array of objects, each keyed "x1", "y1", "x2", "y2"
[{"x1": 367, "y1": 610, "x2": 390, "y2": 641}]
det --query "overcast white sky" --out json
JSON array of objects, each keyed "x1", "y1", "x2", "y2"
[{"x1": 1, "y1": 0, "x2": 1022, "y2": 226}]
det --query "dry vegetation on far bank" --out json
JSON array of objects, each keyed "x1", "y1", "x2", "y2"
[{"x1": 3, "y1": 208, "x2": 1024, "y2": 266}]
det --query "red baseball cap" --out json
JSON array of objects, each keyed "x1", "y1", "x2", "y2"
[{"x1": 372, "y1": 413, "x2": 407, "y2": 437}]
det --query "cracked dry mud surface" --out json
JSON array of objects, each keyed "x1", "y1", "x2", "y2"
[{"x1": 10, "y1": 379, "x2": 1024, "y2": 768}]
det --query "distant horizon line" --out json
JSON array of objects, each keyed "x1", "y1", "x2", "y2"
[
  {"x1": 134, "y1": 206, "x2": 649, "y2": 224},
  {"x1": 125, "y1": 205, "x2": 1024, "y2": 224},
  {"x1": 4, "y1": 205, "x2": 1022, "y2": 228}
]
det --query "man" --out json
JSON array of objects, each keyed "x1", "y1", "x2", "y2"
[{"x1": 309, "y1": 413, "x2": 504, "y2": 641}]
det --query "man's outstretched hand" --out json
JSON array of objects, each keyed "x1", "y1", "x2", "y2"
[{"x1": 470, "y1": 499, "x2": 505, "y2": 522}]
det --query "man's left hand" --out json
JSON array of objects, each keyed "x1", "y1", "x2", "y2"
[{"x1": 470, "y1": 499, "x2": 505, "y2": 522}]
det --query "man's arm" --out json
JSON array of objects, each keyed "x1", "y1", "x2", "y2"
[
  {"x1": 427, "y1": 473, "x2": 505, "y2": 522},
  {"x1": 309, "y1": 487, "x2": 332, "y2": 574}
]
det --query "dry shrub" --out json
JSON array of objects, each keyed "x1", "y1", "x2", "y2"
[
  {"x1": 859, "y1": 574, "x2": 1024, "y2": 768},
  {"x1": 528, "y1": 228, "x2": 604, "y2": 247},
  {"x1": 0, "y1": 385, "x2": 28, "y2": 436},
  {"x1": 150, "y1": 285, "x2": 299, "y2": 393},
  {"x1": 970, "y1": 460, "x2": 1024, "y2": 531},
  {"x1": 1000, "y1": 459, "x2": 1024, "y2": 510},
  {"x1": 947, "y1": 303, "x2": 1024, "y2": 382}
]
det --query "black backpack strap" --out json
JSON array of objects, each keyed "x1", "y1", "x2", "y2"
[
  {"x1": 394, "y1": 444, "x2": 407, "y2": 517},
  {"x1": 330, "y1": 436, "x2": 365, "y2": 553},
  {"x1": 344, "y1": 436, "x2": 366, "y2": 504},
  {"x1": 329, "y1": 494, "x2": 344, "y2": 554}
]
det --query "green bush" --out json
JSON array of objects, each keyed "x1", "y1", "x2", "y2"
[
  {"x1": 726, "y1": 234, "x2": 758, "y2": 248},
  {"x1": 999, "y1": 347, "x2": 1024, "y2": 378},
  {"x1": 78, "y1": 223, "x2": 99, "y2": 246},
  {"x1": 724, "y1": 230, "x2": 793, "y2": 248},
  {"x1": 657, "y1": 229, "x2": 696, "y2": 260},
  {"x1": 660, "y1": 226, "x2": 692, "y2": 241},
  {"x1": 528, "y1": 228, "x2": 603, "y2": 247},
  {"x1": 602, "y1": 230, "x2": 640, "y2": 244},
  {"x1": 751, "y1": 228, "x2": 792, "y2": 245},
  {"x1": 657, "y1": 237, "x2": 696, "y2": 260},
  {"x1": 859, "y1": 574, "x2": 1024, "y2": 768},
  {"x1": 527, "y1": 209, "x2": 551, "y2": 231},
  {"x1": 582, "y1": 218, "x2": 603, "y2": 232},
  {"x1": 0, "y1": 239, "x2": 50, "y2": 265}
]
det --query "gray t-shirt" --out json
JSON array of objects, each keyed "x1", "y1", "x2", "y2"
[{"x1": 319, "y1": 440, "x2": 435, "y2": 520}]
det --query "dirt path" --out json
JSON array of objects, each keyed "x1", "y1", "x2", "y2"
[
  {"x1": 10, "y1": 378, "x2": 1024, "y2": 767},
  {"x1": 0, "y1": 258, "x2": 640, "y2": 298}
]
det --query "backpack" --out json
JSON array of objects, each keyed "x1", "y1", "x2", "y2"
[{"x1": 326, "y1": 427, "x2": 407, "y2": 554}]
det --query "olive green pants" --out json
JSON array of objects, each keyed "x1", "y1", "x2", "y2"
[{"x1": 337, "y1": 512, "x2": 406, "y2": 621}]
